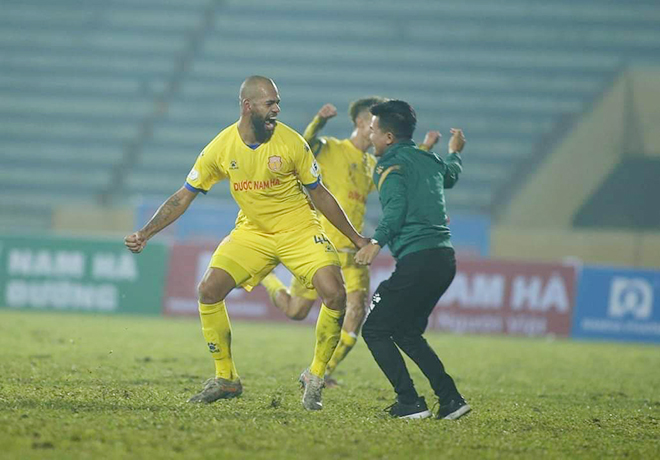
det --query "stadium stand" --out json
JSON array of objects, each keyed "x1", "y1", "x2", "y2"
[
  {"x1": 1, "y1": 0, "x2": 659, "y2": 231},
  {"x1": 0, "y1": 0, "x2": 208, "y2": 230}
]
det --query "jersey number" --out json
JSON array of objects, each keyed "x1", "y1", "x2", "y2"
[{"x1": 314, "y1": 235, "x2": 330, "y2": 244}]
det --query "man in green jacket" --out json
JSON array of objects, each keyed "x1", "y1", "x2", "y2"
[{"x1": 355, "y1": 100, "x2": 469, "y2": 420}]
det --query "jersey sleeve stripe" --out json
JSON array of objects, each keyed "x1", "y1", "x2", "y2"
[
  {"x1": 184, "y1": 182, "x2": 207, "y2": 194},
  {"x1": 303, "y1": 178, "x2": 320, "y2": 189}
]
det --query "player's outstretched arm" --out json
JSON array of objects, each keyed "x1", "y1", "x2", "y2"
[
  {"x1": 124, "y1": 186, "x2": 197, "y2": 253},
  {"x1": 307, "y1": 183, "x2": 369, "y2": 249},
  {"x1": 302, "y1": 103, "x2": 337, "y2": 153}
]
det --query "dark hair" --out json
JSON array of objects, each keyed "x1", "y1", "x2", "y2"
[
  {"x1": 348, "y1": 96, "x2": 386, "y2": 125},
  {"x1": 370, "y1": 100, "x2": 416, "y2": 139}
]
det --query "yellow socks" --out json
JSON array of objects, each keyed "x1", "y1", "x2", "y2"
[
  {"x1": 261, "y1": 273, "x2": 287, "y2": 303},
  {"x1": 198, "y1": 300, "x2": 238, "y2": 381},
  {"x1": 325, "y1": 329, "x2": 358, "y2": 376},
  {"x1": 310, "y1": 304, "x2": 344, "y2": 377}
]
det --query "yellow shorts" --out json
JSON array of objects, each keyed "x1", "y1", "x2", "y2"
[
  {"x1": 290, "y1": 251, "x2": 370, "y2": 300},
  {"x1": 209, "y1": 223, "x2": 340, "y2": 291}
]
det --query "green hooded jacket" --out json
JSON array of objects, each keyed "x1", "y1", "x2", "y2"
[{"x1": 372, "y1": 139, "x2": 462, "y2": 260}]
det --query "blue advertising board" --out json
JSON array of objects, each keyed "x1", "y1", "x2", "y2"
[
  {"x1": 572, "y1": 266, "x2": 660, "y2": 343},
  {"x1": 447, "y1": 213, "x2": 490, "y2": 258}
]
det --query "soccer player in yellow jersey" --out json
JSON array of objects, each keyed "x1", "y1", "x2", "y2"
[
  {"x1": 261, "y1": 99, "x2": 442, "y2": 386},
  {"x1": 124, "y1": 76, "x2": 369, "y2": 411}
]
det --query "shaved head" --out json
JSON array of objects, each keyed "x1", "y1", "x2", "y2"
[
  {"x1": 238, "y1": 75, "x2": 281, "y2": 143},
  {"x1": 239, "y1": 75, "x2": 277, "y2": 102}
]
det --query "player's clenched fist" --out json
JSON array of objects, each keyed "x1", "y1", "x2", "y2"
[
  {"x1": 317, "y1": 103, "x2": 337, "y2": 121},
  {"x1": 124, "y1": 231, "x2": 147, "y2": 253},
  {"x1": 448, "y1": 128, "x2": 466, "y2": 153}
]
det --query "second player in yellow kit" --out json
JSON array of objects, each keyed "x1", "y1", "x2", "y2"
[
  {"x1": 261, "y1": 97, "x2": 384, "y2": 385},
  {"x1": 309, "y1": 134, "x2": 377, "y2": 292}
]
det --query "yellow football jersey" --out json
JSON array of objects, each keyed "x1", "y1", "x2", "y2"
[
  {"x1": 185, "y1": 122, "x2": 321, "y2": 234},
  {"x1": 314, "y1": 137, "x2": 377, "y2": 250}
]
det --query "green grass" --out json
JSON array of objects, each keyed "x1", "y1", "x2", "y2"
[{"x1": 0, "y1": 310, "x2": 658, "y2": 460}]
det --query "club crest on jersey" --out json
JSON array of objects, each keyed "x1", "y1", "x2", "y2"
[
  {"x1": 268, "y1": 156, "x2": 282, "y2": 172},
  {"x1": 229, "y1": 160, "x2": 239, "y2": 170}
]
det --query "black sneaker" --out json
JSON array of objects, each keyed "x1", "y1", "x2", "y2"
[
  {"x1": 436, "y1": 396, "x2": 471, "y2": 420},
  {"x1": 384, "y1": 397, "x2": 432, "y2": 419}
]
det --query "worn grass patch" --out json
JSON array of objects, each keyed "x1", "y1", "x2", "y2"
[{"x1": 0, "y1": 310, "x2": 658, "y2": 459}]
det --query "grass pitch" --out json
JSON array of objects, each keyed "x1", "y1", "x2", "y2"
[{"x1": 0, "y1": 310, "x2": 658, "y2": 459}]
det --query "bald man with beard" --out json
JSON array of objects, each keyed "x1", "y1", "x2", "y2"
[{"x1": 125, "y1": 76, "x2": 369, "y2": 410}]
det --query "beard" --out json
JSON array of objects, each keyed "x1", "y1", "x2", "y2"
[{"x1": 251, "y1": 113, "x2": 276, "y2": 143}]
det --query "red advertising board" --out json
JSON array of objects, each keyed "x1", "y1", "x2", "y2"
[
  {"x1": 164, "y1": 243, "x2": 576, "y2": 337},
  {"x1": 438, "y1": 259, "x2": 575, "y2": 337},
  {"x1": 367, "y1": 257, "x2": 576, "y2": 337}
]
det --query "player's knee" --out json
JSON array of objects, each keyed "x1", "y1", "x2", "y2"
[
  {"x1": 289, "y1": 308, "x2": 308, "y2": 321},
  {"x1": 393, "y1": 333, "x2": 418, "y2": 349},
  {"x1": 361, "y1": 315, "x2": 391, "y2": 342},
  {"x1": 197, "y1": 279, "x2": 224, "y2": 304},
  {"x1": 321, "y1": 287, "x2": 346, "y2": 312},
  {"x1": 288, "y1": 298, "x2": 314, "y2": 320}
]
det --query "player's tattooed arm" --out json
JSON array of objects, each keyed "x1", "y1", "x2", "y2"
[
  {"x1": 124, "y1": 186, "x2": 197, "y2": 253},
  {"x1": 141, "y1": 189, "x2": 191, "y2": 238},
  {"x1": 308, "y1": 182, "x2": 369, "y2": 249}
]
